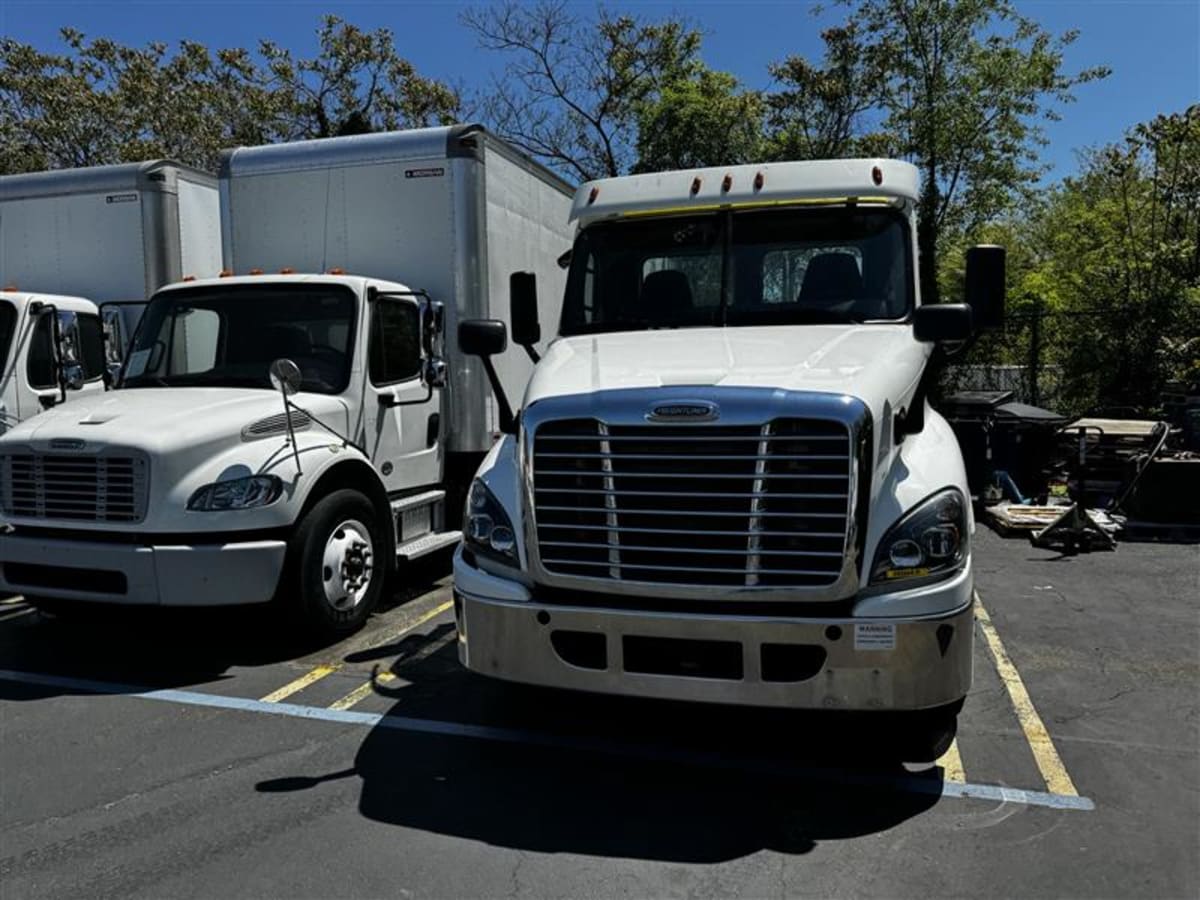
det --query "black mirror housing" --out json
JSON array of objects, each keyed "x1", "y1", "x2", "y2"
[
  {"x1": 459, "y1": 319, "x2": 508, "y2": 357},
  {"x1": 965, "y1": 244, "x2": 1005, "y2": 330},
  {"x1": 913, "y1": 303, "x2": 973, "y2": 343},
  {"x1": 509, "y1": 272, "x2": 541, "y2": 347}
]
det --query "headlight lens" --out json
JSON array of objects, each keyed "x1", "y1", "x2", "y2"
[
  {"x1": 464, "y1": 479, "x2": 518, "y2": 564},
  {"x1": 870, "y1": 488, "x2": 968, "y2": 585},
  {"x1": 187, "y1": 475, "x2": 283, "y2": 511}
]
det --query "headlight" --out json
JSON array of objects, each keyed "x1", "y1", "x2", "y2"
[
  {"x1": 464, "y1": 479, "x2": 518, "y2": 565},
  {"x1": 187, "y1": 475, "x2": 283, "y2": 511},
  {"x1": 870, "y1": 488, "x2": 968, "y2": 585}
]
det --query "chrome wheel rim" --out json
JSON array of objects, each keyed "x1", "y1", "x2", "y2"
[{"x1": 321, "y1": 519, "x2": 375, "y2": 611}]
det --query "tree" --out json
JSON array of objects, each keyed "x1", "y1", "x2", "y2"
[
  {"x1": 633, "y1": 67, "x2": 764, "y2": 173},
  {"x1": 0, "y1": 18, "x2": 460, "y2": 175},
  {"x1": 462, "y1": 1, "x2": 701, "y2": 181},
  {"x1": 258, "y1": 16, "x2": 460, "y2": 141},
  {"x1": 767, "y1": 0, "x2": 1109, "y2": 303}
]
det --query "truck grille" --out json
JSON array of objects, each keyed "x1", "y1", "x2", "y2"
[
  {"x1": 532, "y1": 418, "x2": 851, "y2": 588},
  {"x1": 0, "y1": 450, "x2": 150, "y2": 523}
]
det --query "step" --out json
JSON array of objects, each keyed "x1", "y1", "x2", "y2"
[
  {"x1": 391, "y1": 489, "x2": 446, "y2": 513},
  {"x1": 396, "y1": 530, "x2": 462, "y2": 561}
]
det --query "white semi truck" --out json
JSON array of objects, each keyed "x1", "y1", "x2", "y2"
[
  {"x1": 451, "y1": 159, "x2": 1005, "y2": 756},
  {"x1": 0, "y1": 161, "x2": 222, "y2": 431},
  {"x1": 0, "y1": 125, "x2": 574, "y2": 636}
]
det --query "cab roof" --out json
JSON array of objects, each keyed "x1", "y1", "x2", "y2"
[
  {"x1": 571, "y1": 158, "x2": 918, "y2": 227},
  {"x1": 154, "y1": 272, "x2": 412, "y2": 295}
]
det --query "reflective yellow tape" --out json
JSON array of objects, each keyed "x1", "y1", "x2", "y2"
[{"x1": 975, "y1": 594, "x2": 1079, "y2": 796}]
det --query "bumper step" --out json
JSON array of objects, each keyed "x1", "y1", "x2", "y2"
[{"x1": 397, "y1": 531, "x2": 461, "y2": 561}]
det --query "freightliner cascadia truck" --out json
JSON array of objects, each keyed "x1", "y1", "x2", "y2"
[
  {"x1": 452, "y1": 159, "x2": 1004, "y2": 757},
  {"x1": 0, "y1": 126, "x2": 573, "y2": 634},
  {"x1": 0, "y1": 161, "x2": 222, "y2": 432}
]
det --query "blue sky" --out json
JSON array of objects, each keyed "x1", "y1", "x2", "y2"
[{"x1": 3, "y1": 0, "x2": 1197, "y2": 181}]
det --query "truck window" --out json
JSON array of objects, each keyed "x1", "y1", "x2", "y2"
[
  {"x1": 76, "y1": 314, "x2": 106, "y2": 381},
  {"x1": 0, "y1": 302, "x2": 15, "y2": 371},
  {"x1": 26, "y1": 314, "x2": 56, "y2": 390},
  {"x1": 368, "y1": 299, "x2": 421, "y2": 386},
  {"x1": 122, "y1": 285, "x2": 356, "y2": 394},
  {"x1": 561, "y1": 207, "x2": 912, "y2": 335}
]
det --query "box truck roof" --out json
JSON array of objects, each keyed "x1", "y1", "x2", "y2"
[
  {"x1": 571, "y1": 158, "x2": 919, "y2": 226},
  {"x1": 0, "y1": 159, "x2": 215, "y2": 200}
]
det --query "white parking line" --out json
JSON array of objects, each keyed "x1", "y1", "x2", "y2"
[{"x1": 0, "y1": 667, "x2": 1095, "y2": 812}]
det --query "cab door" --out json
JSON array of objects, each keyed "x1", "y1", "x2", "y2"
[{"x1": 362, "y1": 292, "x2": 444, "y2": 494}]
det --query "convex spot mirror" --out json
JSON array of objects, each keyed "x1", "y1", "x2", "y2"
[
  {"x1": 269, "y1": 358, "x2": 302, "y2": 395},
  {"x1": 913, "y1": 303, "x2": 974, "y2": 343},
  {"x1": 62, "y1": 362, "x2": 85, "y2": 391},
  {"x1": 459, "y1": 319, "x2": 508, "y2": 357}
]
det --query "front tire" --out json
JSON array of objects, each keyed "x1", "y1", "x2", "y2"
[{"x1": 286, "y1": 489, "x2": 386, "y2": 639}]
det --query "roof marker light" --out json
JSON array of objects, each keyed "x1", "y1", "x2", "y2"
[
  {"x1": 249, "y1": 268, "x2": 264, "y2": 275},
  {"x1": 2, "y1": 284, "x2": 17, "y2": 292},
  {"x1": 753, "y1": 171, "x2": 764, "y2": 191},
  {"x1": 280, "y1": 267, "x2": 295, "y2": 274},
  {"x1": 872, "y1": 165, "x2": 884, "y2": 186},
  {"x1": 690, "y1": 176, "x2": 702, "y2": 195},
  {"x1": 219, "y1": 269, "x2": 233, "y2": 278},
  {"x1": 327, "y1": 267, "x2": 345, "y2": 275},
  {"x1": 181, "y1": 275, "x2": 197, "y2": 282},
  {"x1": 587, "y1": 186, "x2": 599, "y2": 205},
  {"x1": 721, "y1": 173, "x2": 733, "y2": 193}
]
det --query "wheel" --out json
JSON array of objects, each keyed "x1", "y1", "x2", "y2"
[
  {"x1": 285, "y1": 489, "x2": 386, "y2": 638},
  {"x1": 899, "y1": 701, "x2": 962, "y2": 763}
]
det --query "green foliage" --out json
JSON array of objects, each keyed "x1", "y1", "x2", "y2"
[
  {"x1": 0, "y1": 17, "x2": 459, "y2": 174},
  {"x1": 632, "y1": 67, "x2": 764, "y2": 173},
  {"x1": 766, "y1": 0, "x2": 1109, "y2": 303}
]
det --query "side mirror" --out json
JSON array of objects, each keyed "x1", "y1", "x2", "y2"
[
  {"x1": 459, "y1": 319, "x2": 508, "y2": 357},
  {"x1": 510, "y1": 271, "x2": 541, "y2": 363},
  {"x1": 458, "y1": 319, "x2": 515, "y2": 434},
  {"x1": 965, "y1": 244, "x2": 1005, "y2": 330},
  {"x1": 62, "y1": 362, "x2": 85, "y2": 391},
  {"x1": 913, "y1": 304, "x2": 973, "y2": 343}
]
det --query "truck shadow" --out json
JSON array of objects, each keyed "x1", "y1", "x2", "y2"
[
  {"x1": 257, "y1": 636, "x2": 945, "y2": 863},
  {"x1": 0, "y1": 553, "x2": 452, "y2": 698}
]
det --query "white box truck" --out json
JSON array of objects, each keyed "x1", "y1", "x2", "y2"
[
  {"x1": 0, "y1": 161, "x2": 222, "y2": 430},
  {"x1": 0, "y1": 125, "x2": 574, "y2": 637},
  {"x1": 451, "y1": 159, "x2": 1006, "y2": 757}
]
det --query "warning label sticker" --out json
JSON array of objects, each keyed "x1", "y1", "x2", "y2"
[
  {"x1": 854, "y1": 623, "x2": 896, "y2": 651},
  {"x1": 106, "y1": 193, "x2": 137, "y2": 204},
  {"x1": 405, "y1": 167, "x2": 444, "y2": 179}
]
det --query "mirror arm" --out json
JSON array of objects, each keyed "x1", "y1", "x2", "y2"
[
  {"x1": 479, "y1": 354, "x2": 515, "y2": 434},
  {"x1": 896, "y1": 346, "x2": 948, "y2": 441},
  {"x1": 520, "y1": 343, "x2": 540, "y2": 364}
]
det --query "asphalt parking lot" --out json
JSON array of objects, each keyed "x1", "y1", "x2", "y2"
[{"x1": 1, "y1": 528, "x2": 1197, "y2": 899}]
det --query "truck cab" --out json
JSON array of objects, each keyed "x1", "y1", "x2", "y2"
[
  {"x1": 1, "y1": 290, "x2": 110, "y2": 434},
  {"x1": 452, "y1": 159, "x2": 1004, "y2": 757},
  {"x1": 0, "y1": 273, "x2": 455, "y2": 634}
]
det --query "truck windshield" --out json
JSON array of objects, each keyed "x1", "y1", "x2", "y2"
[
  {"x1": 122, "y1": 284, "x2": 356, "y2": 394},
  {"x1": 560, "y1": 207, "x2": 912, "y2": 335}
]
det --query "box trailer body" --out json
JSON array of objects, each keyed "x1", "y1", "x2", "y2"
[
  {"x1": 450, "y1": 158, "x2": 1007, "y2": 758},
  {"x1": 0, "y1": 125, "x2": 575, "y2": 639},
  {"x1": 0, "y1": 160, "x2": 222, "y2": 347},
  {"x1": 220, "y1": 126, "x2": 574, "y2": 457}
]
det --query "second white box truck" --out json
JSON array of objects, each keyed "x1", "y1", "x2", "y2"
[{"x1": 0, "y1": 125, "x2": 574, "y2": 637}]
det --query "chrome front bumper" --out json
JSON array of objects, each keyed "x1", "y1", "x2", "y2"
[
  {"x1": 454, "y1": 548, "x2": 973, "y2": 711},
  {"x1": 0, "y1": 533, "x2": 287, "y2": 606}
]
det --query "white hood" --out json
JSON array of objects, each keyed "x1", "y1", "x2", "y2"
[
  {"x1": 5, "y1": 387, "x2": 349, "y2": 454},
  {"x1": 525, "y1": 325, "x2": 930, "y2": 427}
]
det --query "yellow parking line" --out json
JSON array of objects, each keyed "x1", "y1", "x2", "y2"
[
  {"x1": 937, "y1": 738, "x2": 965, "y2": 783},
  {"x1": 328, "y1": 608, "x2": 455, "y2": 711},
  {"x1": 975, "y1": 593, "x2": 1079, "y2": 796},
  {"x1": 329, "y1": 671, "x2": 398, "y2": 711},
  {"x1": 260, "y1": 664, "x2": 340, "y2": 703}
]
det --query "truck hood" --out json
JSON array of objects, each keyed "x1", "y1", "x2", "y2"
[
  {"x1": 526, "y1": 325, "x2": 930, "y2": 427},
  {"x1": 2, "y1": 387, "x2": 351, "y2": 454}
]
